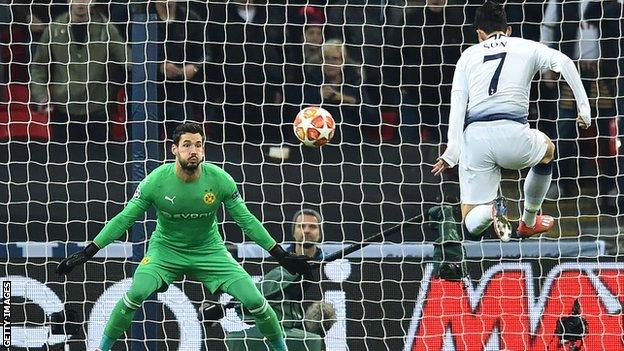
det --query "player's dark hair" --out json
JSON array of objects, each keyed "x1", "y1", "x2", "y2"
[
  {"x1": 172, "y1": 122, "x2": 204, "y2": 145},
  {"x1": 474, "y1": 1, "x2": 508, "y2": 34},
  {"x1": 291, "y1": 209, "x2": 323, "y2": 241}
]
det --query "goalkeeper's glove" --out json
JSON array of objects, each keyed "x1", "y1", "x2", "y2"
[
  {"x1": 56, "y1": 243, "x2": 99, "y2": 275},
  {"x1": 269, "y1": 244, "x2": 311, "y2": 276}
]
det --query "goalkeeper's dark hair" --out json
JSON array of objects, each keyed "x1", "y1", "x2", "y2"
[
  {"x1": 474, "y1": 1, "x2": 508, "y2": 34},
  {"x1": 172, "y1": 122, "x2": 205, "y2": 145},
  {"x1": 291, "y1": 209, "x2": 323, "y2": 241}
]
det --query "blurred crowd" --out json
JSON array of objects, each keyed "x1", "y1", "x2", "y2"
[{"x1": 1, "y1": 0, "x2": 623, "y2": 207}]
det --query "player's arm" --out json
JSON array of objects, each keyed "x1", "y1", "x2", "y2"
[
  {"x1": 432, "y1": 56, "x2": 469, "y2": 176},
  {"x1": 222, "y1": 172, "x2": 311, "y2": 275},
  {"x1": 535, "y1": 43, "x2": 591, "y2": 128},
  {"x1": 56, "y1": 175, "x2": 155, "y2": 275}
]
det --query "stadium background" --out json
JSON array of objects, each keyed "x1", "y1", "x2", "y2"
[{"x1": 1, "y1": 0, "x2": 623, "y2": 350}]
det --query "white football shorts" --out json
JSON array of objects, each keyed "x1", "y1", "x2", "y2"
[{"x1": 459, "y1": 119, "x2": 549, "y2": 205}]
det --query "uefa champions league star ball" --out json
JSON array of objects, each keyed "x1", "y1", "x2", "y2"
[{"x1": 293, "y1": 106, "x2": 336, "y2": 147}]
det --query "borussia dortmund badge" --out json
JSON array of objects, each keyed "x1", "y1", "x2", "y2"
[{"x1": 203, "y1": 192, "x2": 216, "y2": 205}]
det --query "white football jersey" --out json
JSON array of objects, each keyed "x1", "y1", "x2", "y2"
[
  {"x1": 453, "y1": 34, "x2": 563, "y2": 124},
  {"x1": 441, "y1": 33, "x2": 590, "y2": 168}
]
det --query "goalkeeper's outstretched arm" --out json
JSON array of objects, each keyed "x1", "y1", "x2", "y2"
[
  {"x1": 56, "y1": 177, "x2": 155, "y2": 275},
  {"x1": 222, "y1": 172, "x2": 311, "y2": 276}
]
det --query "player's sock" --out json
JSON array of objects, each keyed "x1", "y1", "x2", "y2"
[
  {"x1": 225, "y1": 277, "x2": 285, "y2": 346},
  {"x1": 464, "y1": 204, "x2": 494, "y2": 237},
  {"x1": 98, "y1": 333, "x2": 116, "y2": 351},
  {"x1": 268, "y1": 337, "x2": 288, "y2": 351},
  {"x1": 522, "y1": 162, "x2": 552, "y2": 227},
  {"x1": 101, "y1": 298, "x2": 139, "y2": 347},
  {"x1": 248, "y1": 299, "x2": 284, "y2": 341},
  {"x1": 101, "y1": 273, "x2": 160, "y2": 349}
]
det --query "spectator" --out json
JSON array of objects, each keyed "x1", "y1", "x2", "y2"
[
  {"x1": 403, "y1": 0, "x2": 469, "y2": 144},
  {"x1": 207, "y1": 0, "x2": 284, "y2": 142},
  {"x1": 201, "y1": 208, "x2": 335, "y2": 351},
  {"x1": 289, "y1": 39, "x2": 377, "y2": 144},
  {"x1": 319, "y1": 0, "x2": 407, "y2": 143},
  {"x1": 285, "y1": 5, "x2": 326, "y2": 74},
  {"x1": 30, "y1": 0, "x2": 128, "y2": 143},
  {"x1": 287, "y1": 209, "x2": 324, "y2": 260},
  {"x1": 541, "y1": 0, "x2": 620, "y2": 199},
  {"x1": 283, "y1": 5, "x2": 326, "y2": 140},
  {"x1": 1, "y1": 4, "x2": 45, "y2": 100},
  {"x1": 99, "y1": 0, "x2": 130, "y2": 39},
  {"x1": 151, "y1": 0, "x2": 208, "y2": 141},
  {"x1": 301, "y1": 23, "x2": 324, "y2": 64}
]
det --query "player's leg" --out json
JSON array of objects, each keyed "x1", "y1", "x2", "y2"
[
  {"x1": 459, "y1": 123, "x2": 510, "y2": 241},
  {"x1": 493, "y1": 122, "x2": 555, "y2": 237},
  {"x1": 192, "y1": 249, "x2": 288, "y2": 351},
  {"x1": 461, "y1": 197, "x2": 511, "y2": 241},
  {"x1": 99, "y1": 272, "x2": 163, "y2": 351},
  {"x1": 518, "y1": 131, "x2": 556, "y2": 236},
  {"x1": 223, "y1": 276, "x2": 288, "y2": 351},
  {"x1": 99, "y1": 243, "x2": 180, "y2": 351}
]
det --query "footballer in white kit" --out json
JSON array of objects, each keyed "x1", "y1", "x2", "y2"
[{"x1": 432, "y1": 1, "x2": 591, "y2": 241}]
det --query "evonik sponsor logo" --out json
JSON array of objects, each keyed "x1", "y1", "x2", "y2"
[{"x1": 160, "y1": 211, "x2": 212, "y2": 219}]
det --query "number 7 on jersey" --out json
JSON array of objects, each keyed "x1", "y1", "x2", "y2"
[{"x1": 483, "y1": 52, "x2": 507, "y2": 95}]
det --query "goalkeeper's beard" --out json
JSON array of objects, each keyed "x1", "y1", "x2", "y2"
[{"x1": 179, "y1": 157, "x2": 201, "y2": 172}]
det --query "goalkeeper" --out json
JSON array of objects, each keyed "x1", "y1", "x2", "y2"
[{"x1": 56, "y1": 122, "x2": 311, "y2": 351}]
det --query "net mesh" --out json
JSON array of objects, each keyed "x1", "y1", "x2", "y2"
[{"x1": 0, "y1": 0, "x2": 622, "y2": 350}]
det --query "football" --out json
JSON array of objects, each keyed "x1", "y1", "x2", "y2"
[{"x1": 293, "y1": 106, "x2": 336, "y2": 147}]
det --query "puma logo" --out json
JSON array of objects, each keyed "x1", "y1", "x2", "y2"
[{"x1": 164, "y1": 195, "x2": 176, "y2": 205}]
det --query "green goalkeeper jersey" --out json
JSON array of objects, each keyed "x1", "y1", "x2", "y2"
[{"x1": 93, "y1": 162, "x2": 277, "y2": 252}]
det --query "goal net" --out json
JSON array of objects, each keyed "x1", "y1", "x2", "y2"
[{"x1": 0, "y1": 0, "x2": 622, "y2": 350}]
